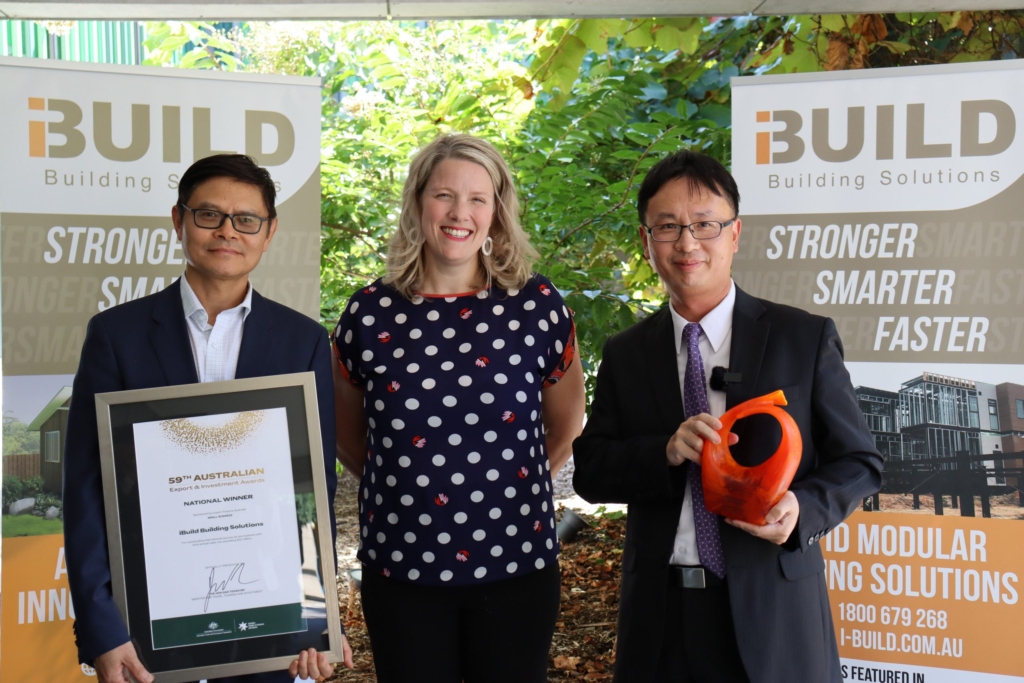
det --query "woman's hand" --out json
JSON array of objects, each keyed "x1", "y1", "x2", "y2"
[
  {"x1": 541, "y1": 358, "x2": 585, "y2": 478},
  {"x1": 288, "y1": 635, "x2": 355, "y2": 680}
]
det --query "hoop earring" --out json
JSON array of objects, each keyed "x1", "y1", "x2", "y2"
[{"x1": 481, "y1": 236, "x2": 493, "y2": 256}]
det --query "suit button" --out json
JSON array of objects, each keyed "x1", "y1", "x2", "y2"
[{"x1": 808, "y1": 537, "x2": 816, "y2": 545}]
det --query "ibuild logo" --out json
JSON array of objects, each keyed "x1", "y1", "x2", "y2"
[
  {"x1": 754, "y1": 101, "x2": 1015, "y2": 165},
  {"x1": 26, "y1": 97, "x2": 295, "y2": 165}
]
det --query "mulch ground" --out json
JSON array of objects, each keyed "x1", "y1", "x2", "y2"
[
  {"x1": 331, "y1": 473, "x2": 624, "y2": 681},
  {"x1": 875, "y1": 492, "x2": 1024, "y2": 519}
]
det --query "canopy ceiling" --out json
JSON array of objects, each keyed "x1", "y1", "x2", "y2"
[{"x1": 2, "y1": 0, "x2": 1022, "y2": 20}]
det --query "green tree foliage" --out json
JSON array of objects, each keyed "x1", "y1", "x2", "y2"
[
  {"x1": 513, "y1": 17, "x2": 775, "y2": 382},
  {"x1": 203, "y1": 21, "x2": 538, "y2": 322},
  {"x1": 135, "y1": 13, "x2": 1023, "y2": 402},
  {"x1": 814, "y1": 12, "x2": 1024, "y2": 71},
  {"x1": 3, "y1": 417, "x2": 39, "y2": 455},
  {"x1": 2, "y1": 475, "x2": 24, "y2": 506},
  {"x1": 143, "y1": 21, "x2": 242, "y2": 69}
]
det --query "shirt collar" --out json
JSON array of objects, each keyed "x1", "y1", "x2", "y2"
[
  {"x1": 670, "y1": 280, "x2": 736, "y2": 355},
  {"x1": 179, "y1": 273, "x2": 253, "y2": 327}
]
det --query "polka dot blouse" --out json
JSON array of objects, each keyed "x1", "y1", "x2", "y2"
[{"x1": 333, "y1": 274, "x2": 576, "y2": 587}]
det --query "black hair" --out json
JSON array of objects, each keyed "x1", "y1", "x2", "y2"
[
  {"x1": 177, "y1": 154, "x2": 277, "y2": 219},
  {"x1": 636, "y1": 149, "x2": 739, "y2": 226}
]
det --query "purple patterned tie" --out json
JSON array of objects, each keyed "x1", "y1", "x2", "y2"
[{"x1": 682, "y1": 323, "x2": 726, "y2": 579}]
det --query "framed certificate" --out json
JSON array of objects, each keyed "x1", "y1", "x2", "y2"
[{"x1": 95, "y1": 373, "x2": 343, "y2": 682}]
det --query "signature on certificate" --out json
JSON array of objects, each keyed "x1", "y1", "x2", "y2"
[{"x1": 205, "y1": 563, "x2": 260, "y2": 612}]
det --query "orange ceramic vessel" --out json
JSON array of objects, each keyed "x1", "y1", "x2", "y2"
[{"x1": 701, "y1": 390, "x2": 803, "y2": 525}]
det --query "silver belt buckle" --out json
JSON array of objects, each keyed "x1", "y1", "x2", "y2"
[{"x1": 682, "y1": 567, "x2": 706, "y2": 589}]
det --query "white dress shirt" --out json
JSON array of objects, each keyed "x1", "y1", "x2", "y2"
[
  {"x1": 179, "y1": 274, "x2": 252, "y2": 383},
  {"x1": 668, "y1": 281, "x2": 736, "y2": 566}
]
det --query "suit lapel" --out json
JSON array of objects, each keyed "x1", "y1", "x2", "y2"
[
  {"x1": 646, "y1": 308, "x2": 685, "y2": 430},
  {"x1": 235, "y1": 289, "x2": 280, "y2": 380},
  {"x1": 149, "y1": 279, "x2": 199, "y2": 386},
  {"x1": 726, "y1": 286, "x2": 769, "y2": 409}
]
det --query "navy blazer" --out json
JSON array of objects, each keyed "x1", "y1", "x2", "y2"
[
  {"x1": 62, "y1": 280, "x2": 337, "y2": 664},
  {"x1": 573, "y1": 286, "x2": 883, "y2": 683}
]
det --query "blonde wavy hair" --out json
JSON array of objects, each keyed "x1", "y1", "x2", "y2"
[{"x1": 384, "y1": 134, "x2": 538, "y2": 299}]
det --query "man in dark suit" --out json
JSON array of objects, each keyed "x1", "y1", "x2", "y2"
[
  {"x1": 573, "y1": 150, "x2": 882, "y2": 683},
  {"x1": 63, "y1": 155, "x2": 352, "y2": 683}
]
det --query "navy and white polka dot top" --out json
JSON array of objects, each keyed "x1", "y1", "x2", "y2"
[{"x1": 333, "y1": 274, "x2": 576, "y2": 587}]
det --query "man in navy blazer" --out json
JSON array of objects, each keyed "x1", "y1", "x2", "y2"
[
  {"x1": 573, "y1": 150, "x2": 882, "y2": 683},
  {"x1": 63, "y1": 155, "x2": 352, "y2": 683}
]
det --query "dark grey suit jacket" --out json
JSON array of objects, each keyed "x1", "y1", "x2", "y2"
[{"x1": 573, "y1": 286, "x2": 882, "y2": 683}]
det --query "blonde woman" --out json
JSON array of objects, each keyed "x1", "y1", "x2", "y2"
[{"x1": 332, "y1": 134, "x2": 585, "y2": 683}]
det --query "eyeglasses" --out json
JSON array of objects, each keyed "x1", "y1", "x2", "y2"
[
  {"x1": 178, "y1": 204, "x2": 269, "y2": 235},
  {"x1": 644, "y1": 219, "x2": 736, "y2": 242}
]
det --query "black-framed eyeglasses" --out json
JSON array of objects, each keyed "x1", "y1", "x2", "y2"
[
  {"x1": 644, "y1": 218, "x2": 736, "y2": 242},
  {"x1": 178, "y1": 204, "x2": 269, "y2": 235}
]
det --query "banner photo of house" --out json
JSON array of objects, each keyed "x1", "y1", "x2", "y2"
[
  {"x1": 732, "y1": 59, "x2": 1024, "y2": 682},
  {"x1": 0, "y1": 57, "x2": 322, "y2": 681}
]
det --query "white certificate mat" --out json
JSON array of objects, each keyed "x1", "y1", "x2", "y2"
[{"x1": 133, "y1": 407, "x2": 305, "y2": 649}]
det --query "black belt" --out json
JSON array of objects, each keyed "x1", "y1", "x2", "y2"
[{"x1": 670, "y1": 565, "x2": 725, "y2": 589}]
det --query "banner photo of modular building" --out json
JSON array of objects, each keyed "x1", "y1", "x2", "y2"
[
  {"x1": 732, "y1": 60, "x2": 1024, "y2": 683},
  {"x1": 0, "y1": 57, "x2": 323, "y2": 681}
]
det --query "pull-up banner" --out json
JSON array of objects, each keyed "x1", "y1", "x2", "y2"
[
  {"x1": 733, "y1": 60, "x2": 1024, "y2": 683},
  {"x1": 0, "y1": 57, "x2": 322, "y2": 680}
]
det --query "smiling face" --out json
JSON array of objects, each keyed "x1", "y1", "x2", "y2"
[
  {"x1": 639, "y1": 177, "x2": 741, "y2": 321},
  {"x1": 419, "y1": 158, "x2": 495, "y2": 284},
  {"x1": 172, "y1": 176, "x2": 277, "y2": 286}
]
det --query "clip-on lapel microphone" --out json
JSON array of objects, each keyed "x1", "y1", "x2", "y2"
[{"x1": 709, "y1": 366, "x2": 743, "y2": 392}]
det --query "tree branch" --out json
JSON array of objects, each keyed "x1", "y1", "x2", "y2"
[
  {"x1": 322, "y1": 221, "x2": 379, "y2": 239},
  {"x1": 552, "y1": 126, "x2": 675, "y2": 252}
]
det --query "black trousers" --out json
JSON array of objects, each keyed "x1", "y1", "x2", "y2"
[
  {"x1": 208, "y1": 672, "x2": 293, "y2": 683},
  {"x1": 361, "y1": 564, "x2": 561, "y2": 683},
  {"x1": 653, "y1": 578, "x2": 750, "y2": 683}
]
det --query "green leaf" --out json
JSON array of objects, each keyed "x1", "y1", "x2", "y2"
[
  {"x1": 676, "y1": 99, "x2": 698, "y2": 119},
  {"x1": 696, "y1": 103, "x2": 731, "y2": 127},
  {"x1": 623, "y1": 20, "x2": 656, "y2": 49},
  {"x1": 676, "y1": 20, "x2": 704, "y2": 55},
  {"x1": 591, "y1": 297, "x2": 614, "y2": 327},
  {"x1": 937, "y1": 12, "x2": 961, "y2": 32},
  {"x1": 778, "y1": 43, "x2": 821, "y2": 74},
  {"x1": 611, "y1": 149, "x2": 641, "y2": 160},
  {"x1": 654, "y1": 25, "x2": 683, "y2": 52},
  {"x1": 369, "y1": 63, "x2": 401, "y2": 79},
  {"x1": 876, "y1": 40, "x2": 914, "y2": 54},
  {"x1": 575, "y1": 19, "x2": 629, "y2": 55},
  {"x1": 820, "y1": 15, "x2": 846, "y2": 33},
  {"x1": 532, "y1": 34, "x2": 587, "y2": 98},
  {"x1": 378, "y1": 76, "x2": 407, "y2": 90}
]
